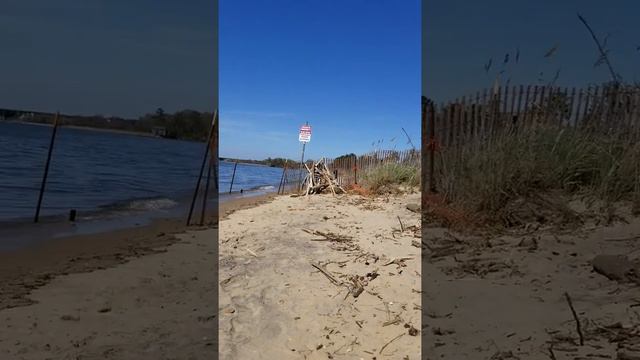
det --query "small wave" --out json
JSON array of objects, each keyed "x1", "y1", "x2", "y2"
[
  {"x1": 127, "y1": 198, "x2": 178, "y2": 211},
  {"x1": 257, "y1": 185, "x2": 275, "y2": 190},
  {"x1": 99, "y1": 197, "x2": 179, "y2": 212}
]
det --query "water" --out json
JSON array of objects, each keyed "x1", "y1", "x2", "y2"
[
  {"x1": 218, "y1": 161, "x2": 291, "y2": 195},
  {"x1": 0, "y1": 121, "x2": 285, "y2": 225}
]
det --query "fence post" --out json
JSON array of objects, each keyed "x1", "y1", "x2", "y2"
[
  {"x1": 229, "y1": 161, "x2": 238, "y2": 193},
  {"x1": 200, "y1": 160, "x2": 213, "y2": 226},
  {"x1": 186, "y1": 109, "x2": 217, "y2": 226},
  {"x1": 277, "y1": 160, "x2": 288, "y2": 194},
  {"x1": 34, "y1": 112, "x2": 60, "y2": 223},
  {"x1": 428, "y1": 102, "x2": 436, "y2": 193}
]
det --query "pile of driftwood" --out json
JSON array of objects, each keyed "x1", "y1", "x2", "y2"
[{"x1": 301, "y1": 158, "x2": 346, "y2": 196}]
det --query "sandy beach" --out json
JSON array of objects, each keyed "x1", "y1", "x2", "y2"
[
  {"x1": 219, "y1": 192, "x2": 422, "y2": 359},
  {"x1": 0, "y1": 191, "x2": 421, "y2": 359},
  {"x1": 424, "y1": 205, "x2": 640, "y2": 359},
  {"x1": 0, "y1": 194, "x2": 268, "y2": 359}
]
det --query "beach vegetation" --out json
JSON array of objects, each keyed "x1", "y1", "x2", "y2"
[
  {"x1": 362, "y1": 162, "x2": 420, "y2": 194},
  {"x1": 433, "y1": 126, "x2": 640, "y2": 228}
]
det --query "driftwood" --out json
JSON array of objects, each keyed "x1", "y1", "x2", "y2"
[
  {"x1": 301, "y1": 158, "x2": 346, "y2": 196},
  {"x1": 309, "y1": 262, "x2": 370, "y2": 299}
]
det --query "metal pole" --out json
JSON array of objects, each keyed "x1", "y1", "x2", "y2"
[
  {"x1": 283, "y1": 168, "x2": 289, "y2": 194},
  {"x1": 277, "y1": 160, "x2": 288, "y2": 194},
  {"x1": 187, "y1": 109, "x2": 217, "y2": 226},
  {"x1": 213, "y1": 162, "x2": 218, "y2": 190},
  {"x1": 298, "y1": 143, "x2": 306, "y2": 190},
  {"x1": 229, "y1": 161, "x2": 238, "y2": 193},
  {"x1": 200, "y1": 159, "x2": 213, "y2": 226},
  {"x1": 297, "y1": 121, "x2": 308, "y2": 190},
  {"x1": 34, "y1": 112, "x2": 60, "y2": 223}
]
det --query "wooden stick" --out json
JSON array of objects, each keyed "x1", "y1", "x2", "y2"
[
  {"x1": 564, "y1": 292, "x2": 584, "y2": 346},
  {"x1": 379, "y1": 332, "x2": 405, "y2": 354},
  {"x1": 548, "y1": 344, "x2": 558, "y2": 360},
  {"x1": 310, "y1": 262, "x2": 342, "y2": 286}
]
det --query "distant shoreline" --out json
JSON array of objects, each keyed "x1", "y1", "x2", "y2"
[
  {"x1": 1, "y1": 119, "x2": 155, "y2": 137},
  {"x1": 0, "y1": 119, "x2": 199, "y2": 141}
]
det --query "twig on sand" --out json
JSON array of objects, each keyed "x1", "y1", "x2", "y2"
[
  {"x1": 303, "y1": 229, "x2": 353, "y2": 242},
  {"x1": 246, "y1": 248, "x2": 258, "y2": 257},
  {"x1": 548, "y1": 344, "x2": 558, "y2": 360},
  {"x1": 397, "y1": 216, "x2": 405, "y2": 232},
  {"x1": 564, "y1": 292, "x2": 584, "y2": 346},
  {"x1": 383, "y1": 257, "x2": 413, "y2": 267},
  {"x1": 383, "y1": 301, "x2": 391, "y2": 321},
  {"x1": 379, "y1": 332, "x2": 405, "y2": 354},
  {"x1": 382, "y1": 315, "x2": 402, "y2": 327},
  {"x1": 311, "y1": 262, "x2": 342, "y2": 286}
]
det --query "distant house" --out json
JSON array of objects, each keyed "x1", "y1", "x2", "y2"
[{"x1": 151, "y1": 126, "x2": 167, "y2": 137}]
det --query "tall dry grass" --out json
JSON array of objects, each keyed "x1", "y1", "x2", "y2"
[{"x1": 362, "y1": 162, "x2": 420, "y2": 194}]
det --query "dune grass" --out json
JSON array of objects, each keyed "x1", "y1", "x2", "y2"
[
  {"x1": 362, "y1": 162, "x2": 420, "y2": 194},
  {"x1": 434, "y1": 125, "x2": 640, "y2": 226}
]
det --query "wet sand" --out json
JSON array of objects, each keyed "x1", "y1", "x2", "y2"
[{"x1": 0, "y1": 193, "x2": 272, "y2": 359}]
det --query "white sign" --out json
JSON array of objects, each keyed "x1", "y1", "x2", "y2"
[{"x1": 299, "y1": 124, "x2": 311, "y2": 143}]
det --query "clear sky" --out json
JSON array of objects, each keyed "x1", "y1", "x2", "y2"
[
  {"x1": 0, "y1": 0, "x2": 217, "y2": 118},
  {"x1": 219, "y1": 0, "x2": 421, "y2": 160},
  {"x1": 424, "y1": 0, "x2": 640, "y2": 103}
]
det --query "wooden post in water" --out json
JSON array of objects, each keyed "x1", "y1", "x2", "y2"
[
  {"x1": 229, "y1": 161, "x2": 238, "y2": 193},
  {"x1": 187, "y1": 109, "x2": 217, "y2": 226},
  {"x1": 34, "y1": 112, "x2": 60, "y2": 223}
]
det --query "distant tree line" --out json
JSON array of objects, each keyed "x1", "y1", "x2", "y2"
[
  {"x1": 1, "y1": 107, "x2": 213, "y2": 142},
  {"x1": 219, "y1": 157, "x2": 302, "y2": 168},
  {"x1": 334, "y1": 153, "x2": 357, "y2": 162}
]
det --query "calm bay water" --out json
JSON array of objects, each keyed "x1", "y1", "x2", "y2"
[{"x1": 0, "y1": 122, "x2": 284, "y2": 224}]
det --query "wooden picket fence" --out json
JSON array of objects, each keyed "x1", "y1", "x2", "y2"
[
  {"x1": 427, "y1": 83, "x2": 640, "y2": 151},
  {"x1": 422, "y1": 83, "x2": 640, "y2": 194},
  {"x1": 325, "y1": 148, "x2": 420, "y2": 186}
]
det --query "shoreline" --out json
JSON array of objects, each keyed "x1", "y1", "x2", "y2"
[{"x1": 0, "y1": 192, "x2": 275, "y2": 311}]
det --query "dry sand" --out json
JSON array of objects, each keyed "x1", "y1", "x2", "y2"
[
  {"x1": 218, "y1": 192, "x2": 422, "y2": 360},
  {"x1": 424, "y1": 212, "x2": 640, "y2": 359}
]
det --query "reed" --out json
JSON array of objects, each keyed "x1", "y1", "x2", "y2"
[{"x1": 435, "y1": 124, "x2": 640, "y2": 226}]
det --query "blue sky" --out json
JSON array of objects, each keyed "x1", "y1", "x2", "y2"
[
  {"x1": 219, "y1": 1, "x2": 421, "y2": 160},
  {"x1": 0, "y1": 0, "x2": 216, "y2": 118},
  {"x1": 424, "y1": 0, "x2": 640, "y2": 103}
]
